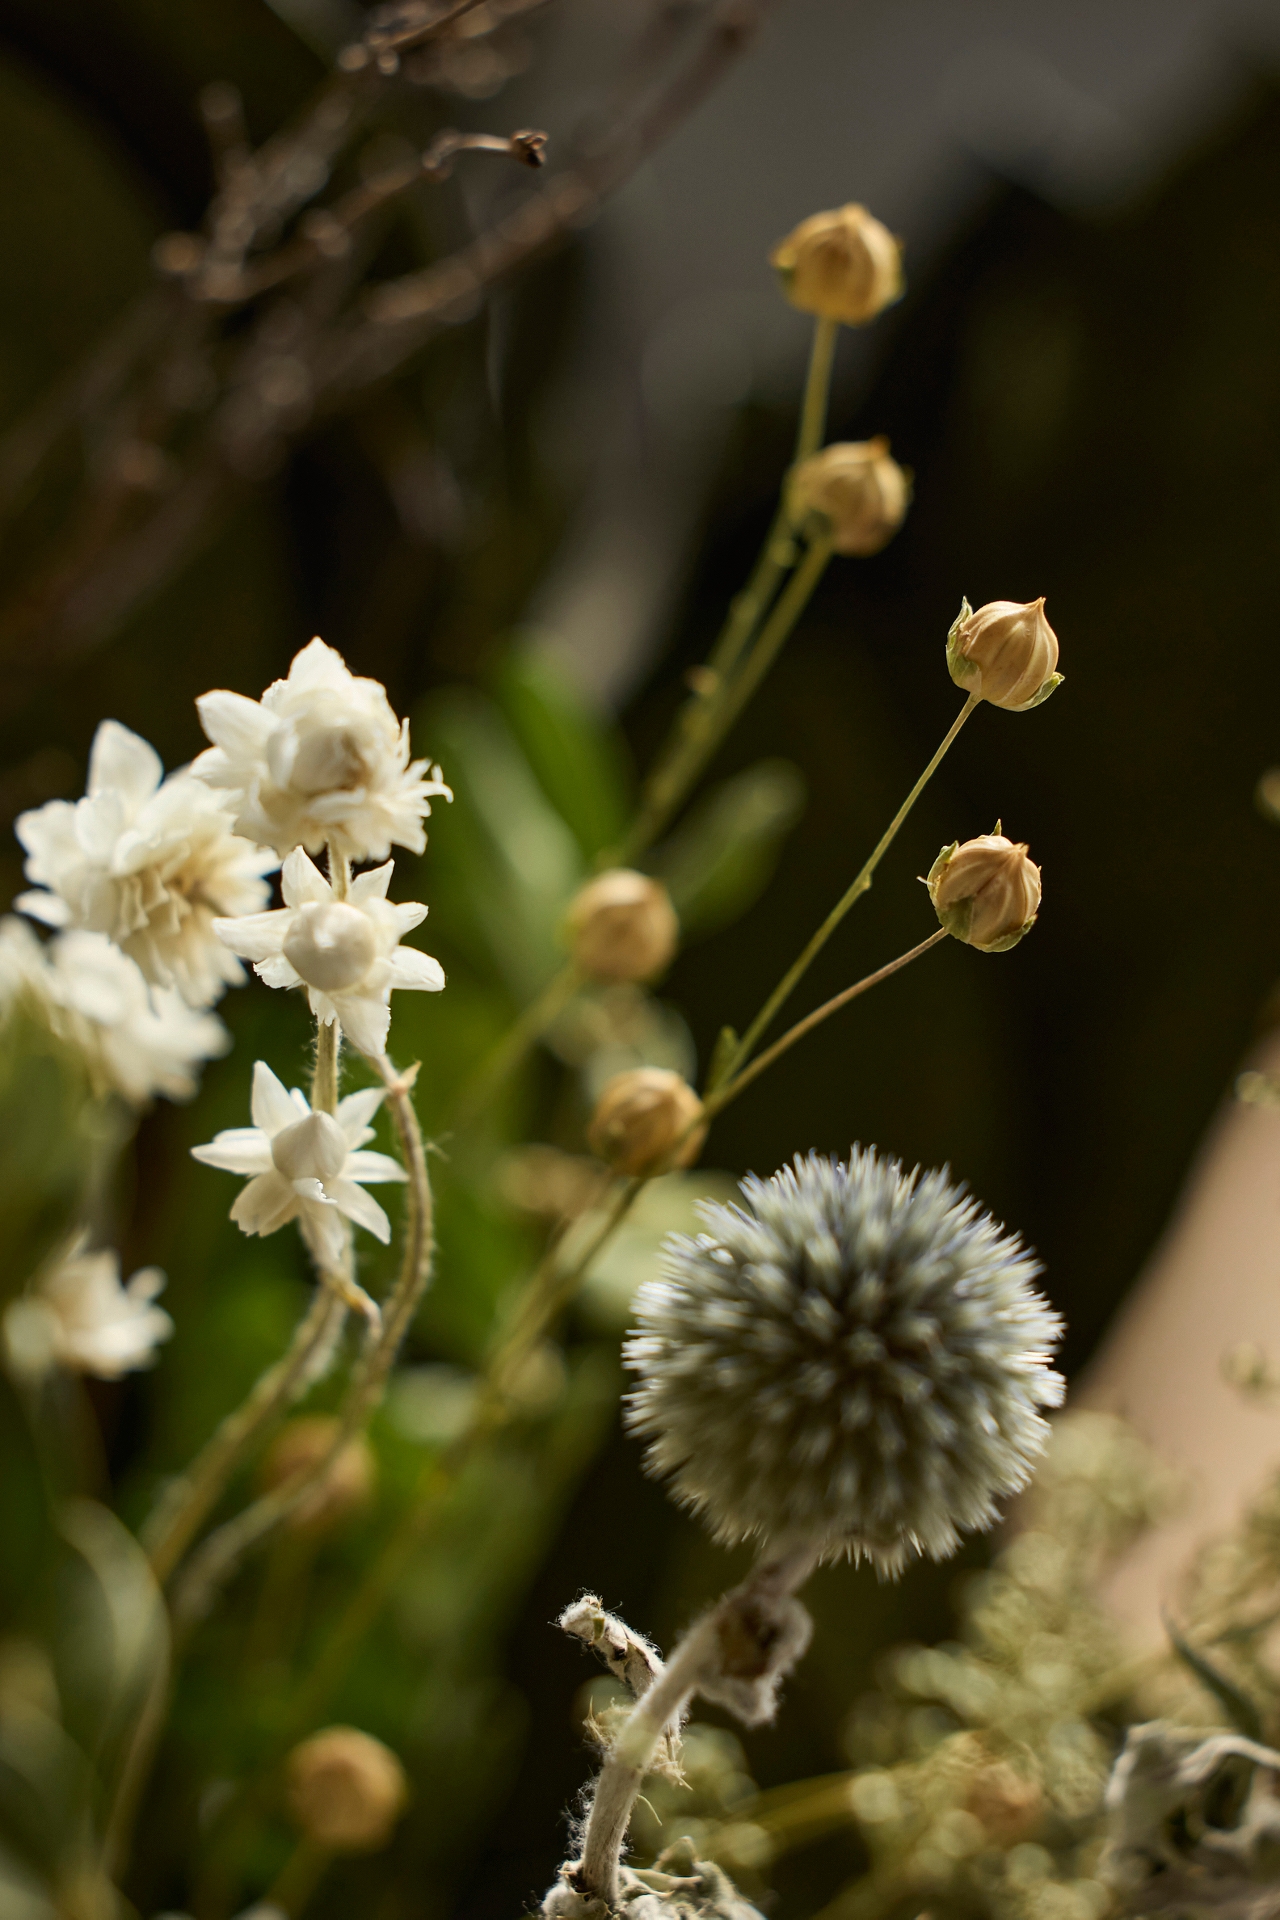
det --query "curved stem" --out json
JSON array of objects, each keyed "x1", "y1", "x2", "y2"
[
  {"x1": 578, "y1": 1543, "x2": 819, "y2": 1905},
  {"x1": 718, "y1": 693, "x2": 979, "y2": 1086},
  {"x1": 171, "y1": 1056, "x2": 434, "y2": 1627},
  {"x1": 141, "y1": 1284, "x2": 346, "y2": 1586}
]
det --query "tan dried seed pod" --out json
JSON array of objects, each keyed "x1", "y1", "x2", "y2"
[
  {"x1": 770, "y1": 203, "x2": 903, "y2": 325},
  {"x1": 259, "y1": 1415, "x2": 375, "y2": 1536},
  {"x1": 587, "y1": 1068, "x2": 706, "y2": 1177},
  {"x1": 285, "y1": 1725, "x2": 408, "y2": 1852},
  {"x1": 946, "y1": 597, "x2": 1062, "y2": 711},
  {"x1": 927, "y1": 833, "x2": 1041, "y2": 953},
  {"x1": 565, "y1": 870, "x2": 678, "y2": 983},
  {"x1": 787, "y1": 439, "x2": 910, "y2": 556}
]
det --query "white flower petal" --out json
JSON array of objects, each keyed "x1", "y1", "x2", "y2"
[
  {"x1": 87, "y1": 720, "x2": 163, "y2": 809},
  {"x1": 191, "y1": 1128, "x2": 274, "y2": 1176},
  {"x1": 250, "y1": 1059, "x2": 301, "y2": 1136},
  {"x1": 287, "y1": 637, "x2": 349, "y2": 689},
  {"x1": 281, "y1": 847, "x2": 332, "y2": 908},
  {"x1": 349, "y1": 861, "x2": 394, "y2": 904},
  {"x1": 256, "y1": 954, "x2": 302, "y2": 989},
  {"x1": 343, "y1": 1150, "x2": 407, "y2": 1185},
  {"x1": 390, "y1": 900, "x2": 428, "y2": 936},
  {"x1": 336, "y1": 1085, "x2": 386, "y2": 1142},
  {"x1": 326, "y1": 1178, "x2": 391, "y2": 1242},
  {"x1": 386, "y1": 946, "x2": 445, "y2": 992},
  {"x1": 15, "y1": 889, "x2": 71, "y2": 928},
  {"x1": 196, "y1": 690, "x2": 275, "y2": 761},
  {"x1": 331, "y1": 990, "x2": 390, "y2": 1057},
  {"x1": 231, "y1": 1170, "x2": 299, "y2": 1237},
  {"x1": 213, "y1": 910, "x2": 291, "y2": 961}
]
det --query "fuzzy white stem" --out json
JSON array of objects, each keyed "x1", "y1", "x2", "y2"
[{"x1": 576, "y1": 1542, "x2": 818, "y2": 1906}]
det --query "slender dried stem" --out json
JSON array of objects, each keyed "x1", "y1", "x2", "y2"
[
  {"x1": 621, "y1": 535, "x2": 833, "y2": 863},
  {"x1": 141, "y1": 1284, "x2": 346, "y2": 1586},
  {"x1": 717, "y1": 693, "x2": 980, "y2": 1086}
]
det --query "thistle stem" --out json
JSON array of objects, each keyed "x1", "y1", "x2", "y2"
[
  {"x1": 578, "y1": 1543, "x2": 818, "y2": 1906},
  {"x1": 718, "y1": 693, "x2": 979, "y2": 1086}
]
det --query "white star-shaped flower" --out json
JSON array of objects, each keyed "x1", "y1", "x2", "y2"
[
  {"x1": 193, "y1": 638, "x2": 451, "y2": 863},
  {"x1": 4, "y1": 1232, "x2": 172, "y2": 1381},
  {"x1": 16, "y1": 720, "x2": 276, "y2": 1008},
  {"x1": 191, "y1": 1060, "x2": 407, "y2": 1268},
  {"x1": 213, "y1": 848, "x2": 444, "y2": 1056}
]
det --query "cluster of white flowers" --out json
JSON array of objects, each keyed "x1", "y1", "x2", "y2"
[
  {"x1": 3, "y1": 635, "x2": 449, "y2": 1364},
  {"x1": 4, "y1": 1232, "x2": 172, "y2": 1380},
  {"x1": 0, "y1": 917, "x2": 228, "y2": 1106}
]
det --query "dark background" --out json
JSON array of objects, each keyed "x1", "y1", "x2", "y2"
[{"x1": 3, "y1": 3, "x2": 1280, "y2": 1916}]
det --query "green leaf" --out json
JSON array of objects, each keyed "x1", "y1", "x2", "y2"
[
  {"x1": 655, "y1": 759, "x2": 806, "y2": 938},
  {"x1": 417, "y1": 687, "x2": 585, "y2": 1001},
  {"x1": 493, "y1": 641, "x2": 631, "y2": 860}
]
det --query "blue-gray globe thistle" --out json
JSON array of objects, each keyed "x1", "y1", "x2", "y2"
[{"x1": 624, "y1": 1148, "x2": 1064, "y2": 1575}]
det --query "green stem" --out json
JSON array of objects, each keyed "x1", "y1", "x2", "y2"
[
  {"x1": 621, "y1": 536, "x2": 833, "y2": 863},
  {"x1": 795, "y1": 314, "x2": 838, "y2": 461},
  {"x1": 449, "y1": 962, "x2": 583, "y2": 1131},
  {"x1": 264, "y1": 1836, "x2": 331, "y2": 1917},
  {"x1": 719, "y1": 693, "x2": 979, "y2": 1085},
  {"x1": 141, "y1": 1284, "x2": 345, "y2": 1585}
]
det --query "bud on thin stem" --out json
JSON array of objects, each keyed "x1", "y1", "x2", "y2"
[{"x1": 927, "y1": 832, "x2": 1041, "y2": 951}]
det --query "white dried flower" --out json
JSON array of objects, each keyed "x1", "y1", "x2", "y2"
[
  {"x1": 193, "y1": 637, "x2": 451, "y2": 862},
  {"x1": 213, "y1": 848, "x2": 444, "y2": 1057},
  {"x1": 0, "y1": 917, "x2": 229, "y2": 1106},
  {"x1": 191, "y1": 1060, "x2": 406, "y2": 1267},
  {"x1": 625, "y1": 1147, "x2": 1063, "y2": 1575},
  {"x1": 4, "y1": 1232, "x2": 171, "y2": 1381},
  {"x1": 15, "y1": 720, "x2": 275, "y2": 1008}
]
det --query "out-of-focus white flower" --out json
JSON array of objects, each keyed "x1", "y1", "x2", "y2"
[
  {"x1": 15, "y1": 720, "x2": 276, "y2": 1008},
  {"x1": 193, "y1": 638, "x2": 451, "y2": 863},
  {"x1": 214, "y1": 849, "x2": 444, "y2": 1057},
  {"x1": 192, "y1": 1060, "x2": 406, "y2": 1267},
  {"x1": 4, "y1": 1232, "x2": 172, "y2": 1381},
  {"x1": 0, "y1": 916, "x2": 228, "y2": 1106}
]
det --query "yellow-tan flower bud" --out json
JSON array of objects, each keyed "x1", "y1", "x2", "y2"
[
  {"x1": 946, "y1": 597, "x2": 1062, "y2": 711},
  {"x1": 285, "y1": 1726, "x2": 408, "y2": 1852},
  {"x1": 565, "y1": 870, "x2": 678, "y2": 983},
  {"x1": 770, "y1": 203, "x2": 903, "y2": 325},
  {"x1": 788, "y1": 439, "x2": 910, "y2": 556},
  {"x1": 587, "y1": 1068, "x2": 705, "y2": 1177},
  {"x1": 927, "y1": 833, "x2": 1041, "y2": 953},
  {"x1": 259, "y1": 1416, "x2": 375, "y2": 1536}
]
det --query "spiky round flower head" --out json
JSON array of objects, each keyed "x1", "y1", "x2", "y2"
[{"x1": 624, "y1": 1147, "x2": 1063, "y2": 1575}]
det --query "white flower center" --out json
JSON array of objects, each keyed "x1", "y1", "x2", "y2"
[
  {"x1": 283, "y1": 902, "x2": 377, "y2": 992},
  {"x1": 271, "y1": 1110, "x2": 347, "y2": 1184},
  {"x1": 290, "y1": 725, "x2": 371, "y2": 796}
]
